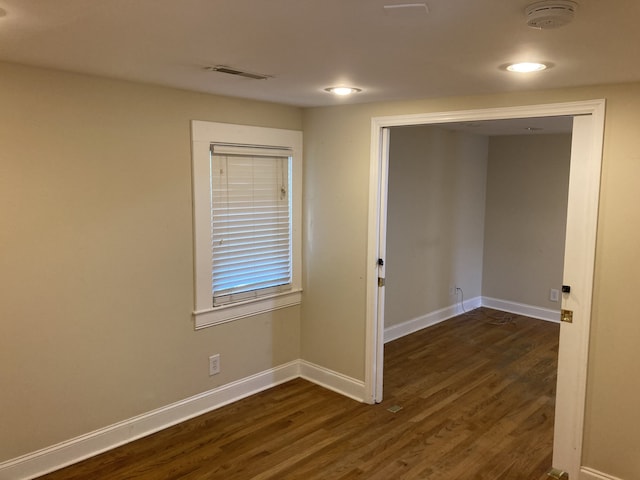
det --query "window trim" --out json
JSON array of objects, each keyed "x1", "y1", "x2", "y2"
[{"x1": 191, "y1": 121, "x2": 302, "y2": 329}]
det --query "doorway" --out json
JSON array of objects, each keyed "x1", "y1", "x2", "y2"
[{"x1": 365, "y1": 101, "x2": 605, "y2": 478}]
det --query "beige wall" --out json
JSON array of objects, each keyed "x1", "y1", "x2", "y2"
[
  {"x1": 385, "y1": 126, "x2": 487, "y2": 327},
  {"x1": 482, "y1": 134, "x2": 572, "y2": 309},
  {"x1": 3, "y1": 58, "x2": 640, "y2": 478},
  {"x1": 0, "y1": 62, "x2": 302, "y2": 461},
  {"x1": 302, "y1": 84, "x2": 640, "y2": 478}
]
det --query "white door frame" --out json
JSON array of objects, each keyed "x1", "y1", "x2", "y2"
[{"x1": 365, "y1": 100, "x2": 605, "y2": 478}]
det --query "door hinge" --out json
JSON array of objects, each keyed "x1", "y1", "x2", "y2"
[
  {"x1": 547, "y1": 467, "x2": 569, "y2": 479},
  {"x1": 378, "y1": 277, "x2": 385, "y2": 287},
  {"x1": 560, "y1": 309, "x2": 573, "y2": 323}
]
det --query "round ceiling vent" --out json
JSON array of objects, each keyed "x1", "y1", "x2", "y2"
[{"x1": 525, "y1": 0, "x2": 578, "y2": 29}]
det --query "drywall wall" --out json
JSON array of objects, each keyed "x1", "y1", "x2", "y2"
[
  {"x1": 302, "y1": 84, "x2": 640, "y2": 479},
  {"x1": 0, "y1": 62, "x2": 302, "y2": 461},
  {"x1": 3, "y1": 58, "x2": 640, "y2": 479},
  {"x1": 482, "y1": 134, "x2": 571, "y2": 310},
  {"x1": 384, "y1": 126, "x2": 488, "y2": 327}
]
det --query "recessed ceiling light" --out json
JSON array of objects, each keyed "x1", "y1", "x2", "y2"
[
  {"x1": 324, "y1": 87, "x2": 362, "y2": 96},
  {"x1": 506, "y1": 62, "x2": 549, "y2": 73}
]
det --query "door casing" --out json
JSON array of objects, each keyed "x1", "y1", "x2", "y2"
[{"x1": 365, "y1": 100, "x2": 605, "y2": 478}]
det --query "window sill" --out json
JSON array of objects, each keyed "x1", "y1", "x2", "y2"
[{"x1": 193, "y1": 289, "x2": 302, "y2": 330}]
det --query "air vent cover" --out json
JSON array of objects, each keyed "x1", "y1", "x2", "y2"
[
  {"x1": 525, "y1": 1, "x2": 577, "y2": 29},
  {"x1": 204, "y1": 65, "x2": 271, "y2": 80}
]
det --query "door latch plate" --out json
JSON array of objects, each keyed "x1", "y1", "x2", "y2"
[{"x1": 560, "y1": 309, "x2": 573, "y2": 323}]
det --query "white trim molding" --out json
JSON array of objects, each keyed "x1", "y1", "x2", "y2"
[
  {"x1": 194, "y1": 289, "x2": 302, "y2": 329},
  {"x1": 384, "y1": 296, "x2": 482, "y2": 343},
  {"x1": 299, "y1": 360, "x2": 366, "y2": 402},
  {"x1": 581, "y1": 467, "x2": 625, "y2": 480},
  {"x1": 0, "y1": 360, "x2": 365, "y2": 480},
  {"x1": 384, "y1": 296, "x2": 558, "y2": 345},
  {"x1": 482, "y1": 297, "x2": 560, "y2": 323}
]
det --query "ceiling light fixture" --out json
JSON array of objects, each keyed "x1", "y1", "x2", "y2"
[
  {"x1": 324, "y1": 87, "x2": 362, "y2": 96},
  {"x1": 505, "y1": 62, "x2": 548, "y2": 73}
]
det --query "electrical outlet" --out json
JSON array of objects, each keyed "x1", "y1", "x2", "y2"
[
  {"x1": 550, "y1": 288, "x2": 560, "y2": 302},
  {"x1": 209, "y1": 354, "x2": 220, "y2": 376},
  {"x1": 449, "y1": 285, "x2": 457, "y2": 296}
]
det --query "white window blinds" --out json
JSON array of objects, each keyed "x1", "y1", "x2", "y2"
[{"x1": 210, "y1": 144, "x2": 292, "y2": 305}]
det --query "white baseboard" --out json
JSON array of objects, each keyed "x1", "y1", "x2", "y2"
[
  {"x1": 384, "y1": 296, "x2": 560, "y2": 344},
  {"x1": 581, "y1": 466, "x2": 625, "y2": 480},
  {"x1": 0, "y1": 360, "x2": 312, "y2": 480},
  {"x1": 299, "y1": 360, "x2": 366, "y2": 402},
  {"x1": 481, "y1": 296, "x2": 560, "y2": 323},
  {"x1": 384, "y1": 296, "x2": 482, "y2": 343}
]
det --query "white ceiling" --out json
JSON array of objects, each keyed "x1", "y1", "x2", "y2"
[{"x1": 0, "y1": 0, "x2": 638, "y2": 108}]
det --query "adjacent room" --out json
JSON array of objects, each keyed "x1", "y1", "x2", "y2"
[
  {"x1": 384, "y1": 121, "x2": 572, "y2": 336},
  {"x1": 380, "y1": 121, "x2": 573, "y2": 477}
]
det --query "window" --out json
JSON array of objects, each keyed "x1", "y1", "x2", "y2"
[
  {"x1": 210, "y1": 144, "x2": 292, "y2": 305},
  {"x1": 191, "y1": 121, "x2": 302, "y2": 329}
]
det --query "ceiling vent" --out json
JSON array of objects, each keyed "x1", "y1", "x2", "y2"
[
  {"x1": 203, "y1": 65, "x2": 271, "y2": 80},
  {"x1": 525, "y1": 1, "x2": 577, "y2": 29}
]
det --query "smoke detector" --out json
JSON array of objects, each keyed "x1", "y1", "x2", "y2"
[{"x1": 525, "y1": 1, "x2": 577, "y2": 29}]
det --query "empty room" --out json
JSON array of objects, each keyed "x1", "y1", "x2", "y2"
[
  {"x1": 2, "y1": 1, "x2": 640, "y2": 480},
  {"x1": 381, "y1": 122, "x2": 572, "y2": 477}
]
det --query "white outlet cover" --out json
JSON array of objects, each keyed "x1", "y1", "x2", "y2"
[{"x1": 209, "y1": 354, "x2": 220, "y2": 376}]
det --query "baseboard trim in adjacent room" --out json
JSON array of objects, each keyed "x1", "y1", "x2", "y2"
[
  {"x1": 580, "y1": 467, "x2": 625, "y2": 480},
  {"x1": 384, "y1": 296, "x2": 482, "y2": 343},
  {"x1": 0, "y1": 361, "x2": 300, "y2": 480},
  {"x1": 481, "y1": 296, "x2": 560, "y2": 323},
  {"x1": 384, "y1": 296, "x2": 560, "y2": 345},
  {"x1": 299, "y1": 360, "x2": 366, "y2": 402}
]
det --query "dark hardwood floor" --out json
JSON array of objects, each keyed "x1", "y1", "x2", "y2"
[{"x1": 38, "y1": 308, "x2": 559, "y2": 479}]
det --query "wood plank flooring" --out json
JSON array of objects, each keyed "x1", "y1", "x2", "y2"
[{"x1": 38, "y1": 308, "x2": 559, "y2": 480}]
